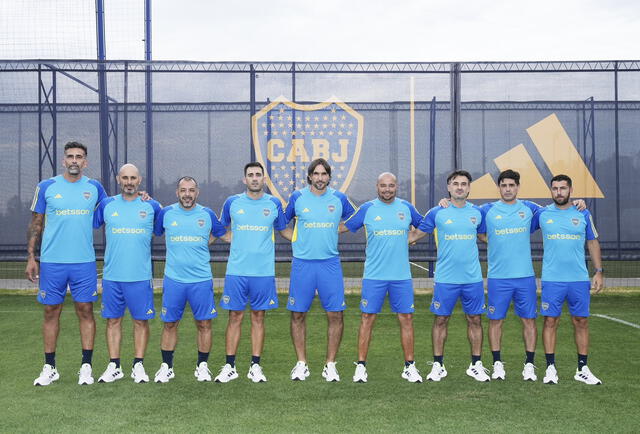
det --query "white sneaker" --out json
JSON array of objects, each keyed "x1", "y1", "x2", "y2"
[
  {"x1": 492, "y1": 361, "x2": 506, "y2": 380},
  {"x1": 34, "y1": 364, "x2": 59, "y2": 386},
  {"x1": 522, "y1": 363, "x2": 537, "y2": 381},
  {"x1": 401, "y1": 363, "x2": 423, "y2": 383},
  {"x1": 98, "y1": 362, "x2": 124, "y2": 383},
  {"x1": 247, "y1": 363, "x2": 267, "y2": 383},
  {"x1": 154, "y1": 362, "x2": 175, "y2": 383},
  {"x1": 466, "y1": 361, "x2": 491, "y2": 382},
  {"x1": 214, "y1": 363, "x2": 238, "y2": 383},
  {"x1": 574, "y1": 366, "x2": 602, "y2": 385},
  {"x1": 426, "y1": 362, "x2": 447, "y2": 381},
  {"x1": 543, "y1": 364, "x2": 558, "y2": 384},
  {"x1": 322, "y1": 362, "x2": 340, "y2": 382},
  {"x1": 78, "y1": 363, "x2": 95, "y2": 385},
  {"x1": 290, "y1": 361, "x2": 310, "y2": 381},
  {"x1": 131, "y1": 362, "x2": 149, "y2": 383},
  {"x1": 352, "y1": 363, "x2": 368, "y2": 383},
  {"x1": 194, "y1": 362, "x2": 212, "y2": 382}
]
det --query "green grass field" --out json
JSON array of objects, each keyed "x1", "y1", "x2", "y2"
[{"x1": 1, "y1": 292, "x2": 639, "y2": 433}]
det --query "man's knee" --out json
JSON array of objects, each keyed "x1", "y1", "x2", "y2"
[{"x1": 195, "y1": 320, "x2": 211, "y2": 332}]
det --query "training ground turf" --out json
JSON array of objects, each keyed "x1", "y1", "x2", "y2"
[{"x1": 1, "y1": 292, "x2": 639, "y2": 433}]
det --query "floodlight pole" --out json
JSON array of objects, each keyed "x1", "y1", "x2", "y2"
[
  {"x1": 145, "y1": 0, "x2": 154, "y2": 195},
  {"x1": 96, "y1": 0, "x2": 112, "y2": 194}
]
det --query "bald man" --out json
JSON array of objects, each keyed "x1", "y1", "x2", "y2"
[
  {"x1": 340, "y1": 173, "x2": 424, "y2": 383},
  {"x1": 93, "y1": 164, "x2": 162, "y2": 383}
]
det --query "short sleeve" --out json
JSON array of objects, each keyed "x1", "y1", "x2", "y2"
[
  {"x1": 284, "y1": 191, "x2": 300, "y2": 224},
  {"x1": 220, "y1": 196, "x2": 235, "y2": 227},
  {"x1": 89, "y1": 179, "x2": 108, "y2": 204},
  {"x1": 530, "y1": 208, "x2": 542, "y2": 233},
  {"x1": 338, "y1": 192, "x2": 356, "y2": 220},
  {"x1": 154, "y1": 207, "x2": 168, "y2": 236},
  {"x1": 271, "y1": 197, "x2": 287, "y2": 231},
  {"x1": 417, "y1": 207, "x2": 440, "y2": 234},
  {"x1": 583, "y1": 210, "x2": 598, "y2": 240},
  {"x1": 344, "y1": 202, "x2": 370, "y2": 233},
  {"x1": 206, "y1": 208, "x2": 227, "y2": 238},
  {"x1": 30, "y1": 179, "x2": 53, "y2": 214},
  {"x1": 475, "y1": 206, "x2": 486, "y2": 234},
  {"x1": 93, "y1": 198, "x2": 108, "y2": 228}
]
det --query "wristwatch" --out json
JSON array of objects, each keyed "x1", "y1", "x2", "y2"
[{"x1": 594, "y1": 268, "x2": 604, "y2": 273}]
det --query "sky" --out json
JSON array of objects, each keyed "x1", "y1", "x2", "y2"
[{"x1": 151, "y1": 0, "x2": 640, "y2": 62}]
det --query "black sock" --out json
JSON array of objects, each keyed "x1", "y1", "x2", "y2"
[
  {"x1": 578, "y1": 354, "x2": 588, "y2": 371},
  {"x1": 357, "y1": 360, "x2": 366, "y2": 366},
  {"x1": 525, "y1": 351, "x2": 535, "y2": 364},
  {"x1": 45, "y1": 352, "x2": 56, "y2": 368},
  {"x1": 133, "y1": 358, "x2": 144, "y2": 367},
  {"x1": 198, "y1": 351, "x2": 209, "y2": 365},
  {"x1": 81, "y1": 349, "x2": 93, "y2": 366},
  {"x1": 471, "y1": 355, "x2": 481, "y2": 364},
  {"x1": 110, "y1": 358, "x2": 121, "y2": 369},
  {"x1": 545, "y1": 353, "x2": 555, "y2": 367},
  {"x1": 226, "y1": 354, "x2": 236, "y2": 367},
  {"x1": 492, "y1": 350, "x2": 501, "y2": 363},
  {"x1": 161, "y1": 350, "x2": 174, "y2": 368},
  {"x1": 405, "y1": 360, "x2": 414, "y2": 367},
  {"x1": 434, "y1": 355, "x2": 444, "y2": 365},
  {"x1": 251, "y1": 355, "x2": 261, "y2": 365}
]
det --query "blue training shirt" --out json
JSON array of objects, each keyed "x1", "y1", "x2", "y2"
[
  {"x1": 94, "y1": 195, "x2": 162, "y2": 282},
  {"x1": 284, "y1": 186, "x2": 355, "y2": 260},
  {"x1": 221, "y1": 193, "x2": 287, "y2": 277},
  {"x1": 481, "y1": 199, "x2": 540, "y2": 279},
  {"x1": 418, "y1": 202, "x2": 486, "y2": 284},
  {"x1": 30, "y1": 175, "x2": 107, "y2": 263},
  {"x1": 154, "y1": 203, "x2": 226, "y2": 283},
  {"x1": 532, "y1": 204, "x2": 597, "y2": 282},
  {"x1": 345, "y1": 198, "x2": 422, "y2": 280}
]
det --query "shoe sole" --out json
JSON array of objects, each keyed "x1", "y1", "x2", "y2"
[
  {"x1": 543, "y1": 379, "x2": 558, "y2": 384},
  {"x1": 98, "y1": 375, "x2": 124, "y2": 383},
  {"x1": 492, "y1": 375, "x2": 505, "y2": 380},
  {"x1": 466, "y1": 373, "x2": 490, "y2": 382}
]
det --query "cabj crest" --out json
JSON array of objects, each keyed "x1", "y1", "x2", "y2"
[{"x1": 251, "y1": 96, "x2": 364, "y2": 204}]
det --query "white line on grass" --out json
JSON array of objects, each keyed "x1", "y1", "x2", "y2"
[
  {"x1": 593, "y1": 314, "x2": 640, "y2": 330},
  {"x1": 409, "y1": 262, "x2": 430, "y2": 272}
]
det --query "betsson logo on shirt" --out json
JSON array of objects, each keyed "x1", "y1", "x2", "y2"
[
  {"x1": 55, "y1": 209, "x2": 90, "y2": 216},
  {"x1": 494, "y1": 226, "x2": 527, "y2": 236},
  {"x1": 303, "y1": 222, "x2": 335, "y2": 229},
  {"x1": 235, "y1": 224, "x2": 269, "y2": 232},
  {"x1": 372, "y1": 229, "x2": 405, "y2": 236}
]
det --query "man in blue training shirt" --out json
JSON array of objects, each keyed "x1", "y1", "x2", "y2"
[
  {"x1": 285, "y1": 158, "x2": 355, "y2": 382},
  {"x1": 213, "y1": 162, "x2": 289, "y2": 384},
  {"x1": 532, "y1": 174, "x2": 603, "y2": 385},
  {"x1": 26, "y1": 141, "x2": 107, "y2": 386},
  {"x1": 152, "y1": 176, "x2": 228, "y2": 383},
  {"x1": 341, "y1": 173, "x2": 424, "y2": 383},
  {"x1": 438, "y1": 169, "x2": 586, "y2": 381},
  {"x1": 409, "y1": 170, "x2": 490, "y2": 382},
  {"x1": 93, "y1": 164, "x2": 161, "y2": 384}
]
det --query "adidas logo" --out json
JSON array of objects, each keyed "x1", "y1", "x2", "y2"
[
  {"x1": 146, "y1": 309, "x2": 153, "y2": 315},
  {"x1": 445, "y1": 219, "x2": 453, "y2": 224},
  {"x1": 546, "y1": 219, "x2": 554, "y2": 224},
  {"x1": 237, "y1": 209, "x2": 245, "y2": 214},
  {"x1": 374, "y1": 216, "x2": 382, "y2": 221},
  {"x1": 211, "y1": 308, "x2": 216, "y2": 314},
  {"x1": 171, "y1": 221, "x2": 178, "y2": 226},
  {"x1": 54, "y1": 193, "x2": 62, "y2": 199},
  {"x1": 302, "y1": 208, "x2": 310, "y2": 213},
  {"x1": 411, "y1": 303, "x2": 414, "y2": 308},
  {"x1": 269, "y1": 300, "x2": 275, "y2": 305},
  {"x1": 111, "y1": 211, "x2": 119, "y2": 217},
  {"x1": 92, "y1": 291, "x2": 98, "y2": 296},
  {"x1": 495, "y1": 215, "x2": 502, "y2": 219},
  {"x1": 469, "y1": 114, "x2": 604, "y2": 199}
]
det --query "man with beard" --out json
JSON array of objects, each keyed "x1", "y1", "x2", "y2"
[
  {"x1": 285, "y1": 158, "x2": 355, "y2": 382},
  {"x1": 27, "y1": 141, "x2": 107, "y2": 386},
  {"x1": 153, "y1": 176, "x2": 227, "y2": 383},
  {"x1": 93, "y1": 164, "x2": 162, "y2": 384},
  {"x1": 409, "y1": 170, "x2": 490, "y2": 382},
  {"x1": 532, "y1": 174, "x2": 603, "y2": 385},
  {"x1": 340, "y1": 172, "x2": 424, "y2": 383},
  {"x1": 213, "y1": 162, "x2": 288, "y2": 383}
]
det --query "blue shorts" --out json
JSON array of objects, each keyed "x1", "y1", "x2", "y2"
[
  {"x1": 101, "y1": 279, "x2": 155, "y2": 320},
  {"x1": 221, "y1": 275, "x2": 279, "y2": 311},
  {"x1": 430, "y1": 281, "x2": 485, "y2": 316},
  {"x1": 38, "y1": 262, "x2": 98, "y2": 305},
  {"x1": 361, "y1": 279, "x2": 414, "y2": 314},
  {"x1": 540, "y1": 281, "x2": 590, "y2": 317},
  {"x1": 287, "y1": 256, "x2": 345, "y2": 312},
  {"x1": 161, "y1": 276, "x2": 217, "y2": 322},
  {"x1": 487, "y1": 276, "x2": 537, "y2": 320}
]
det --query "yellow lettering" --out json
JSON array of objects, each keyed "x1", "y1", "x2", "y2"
[
  {"x1": 267, "y1": 139, "x2": 285, "y2": 162},
  {"x1": 332, "y1": 139, "x2": 349, "y2": 163},
  {"x1": 287, "y1": 139, "x2": 310, "y2": 162},
  {"x1": 311, "y1": 139, "x2": 330, "y2": 160}
]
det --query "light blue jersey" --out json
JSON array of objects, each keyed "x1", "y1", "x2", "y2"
[
  {"x1": 532, "y1": 205, "x2": 597, "y2": 282},
  {"x1": 221, "y1": 193, "x2": 287, "y2": 277},
  {"x1": 94, "y1": 195, "x2": 162, "y2": 282},
  {"x1": 284, "y1": 186, "x2": 355, "y2": 260},
  {"x1": 31, "y1": 175, "x2": 107, "y2": 263},
  {"x1": 154, "y1": 203, "x2": 226, "y2": 283},
  {"x1": 481, "y1": 199, "x2": 540, "y2": 279},
  {"x1": 345, "y1": 198, "x2": 422, "y2": 280},
  {"x1": 418, "y1": 203, "x2": 486, "y2": 284}
]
